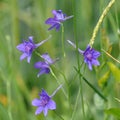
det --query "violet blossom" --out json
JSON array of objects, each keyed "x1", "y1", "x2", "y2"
[
  {"x1": 34, "y1": 53, "x2": 56, "y2": 77},
  {"x1": 32, "y1": 85, "x2": 62, "y2": 116},
  {"x1": 67, "y1": 40, "x2": 100, "y2": 70},
  {"x1": 45, "y1": 10, "x2": 73, "y2": 31},
  {"x1": 16, "y1": 36, "x2": 51, "y2": 63}
]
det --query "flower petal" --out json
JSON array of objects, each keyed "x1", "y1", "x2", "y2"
[
  {"x1": 55, "y1": 24, "x2": 61, "y2": 31},
  {"x1": 87, "y1": 61, "x2": 93, "y2": 70},
  {"x1": 93, "y1": 51, "x2": 100, "y2": 58},
  {"x1": 92, "y1": 59, "x2": 100, "y2": 66},
  {"x1": 41, "y1": 53, "x2": 54, "y2": 64},
  {"x1": 48, "y1": 23, "x2": 60, "y2": 31},
  {"x1": 32, "y1": 99, "x2": 41, "y2": 106},
  {"x1": 34, "y1": 62, "x2": 49, "y2": 69},
  {"x1": 27, "y1": 55, "x2": 32, "y2": 63},
  {"x1": 28, "y1": 36, "x2": 34, "y2": 43},
  {"x1": 40, "y1": 89, "x2": 50, "y2": 98},
  {"x1": 35, "y1": 107, "x2": 43, "y2": 115},
  {"x1": 16, "y1": 43, "x2": 25, "y2": 52},
  {"x1": 47, "y1": 99, "x2": 56, "y2": 110},
  {"x1": 43, "y1": 106, "x2": 48, "y2": 116},
  {"x1": 45, "y1": 18, "x2": 56, "y2": 24},
  {"x1": 20, "y1": 53, "x2": 28, "y2": 61},
  {"x1": 37, "y1": 68, "x2": 50, "y2": 77}
]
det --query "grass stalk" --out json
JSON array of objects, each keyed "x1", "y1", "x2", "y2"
[{"x1": 89, "y1": 0, "x2": 115, "y2": 47}]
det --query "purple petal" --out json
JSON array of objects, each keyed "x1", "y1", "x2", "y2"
[
  {"x1": 32, "y1": 99, "x2": 41, "y2": 106},
  {"x1": 43, "y1": 106, "x2": 48, "y2": 116},
  {"x1": 37, "y1": 68, "x2": 50, "y2": 77},
  {"x1": 40, "y1": 89, "x2": 49, "y2": 97},
  {"x1": 35, "y1": 107, "x2": 43, "y2": 115},
  {"x1": 56, "y1": 24, "x2": 61, "y2": 31},
  {"x1": 93, "y1": 51, "x2": 100, "y2": 58},
  {"x1": 41, "y1": 53, "x2": 54, "y2": 64},
  {"x1": 20, "y1": 53, "x2": 28, "y2": 61},
  {"x1": 87, "y1": 61, "x2": 93, "y2": 70},
  {"x1": 53, "y1": 10, "x2": 64, "y2": 21},
  {"x1": 48, "y1": 23, "x2": 60, "y2": 31},
  {"x1": 47, "y1": 99, "x2": 56, "y2": 110},
  {"x1": 27, "y1": 55, "x2": 32, "y2": 63},
  {"x1": 28, "y1": 36, "x2": 34, "y2": 43},
  {"x1": 45, "y1": 18, "x2": 56, "y2": 24},
  {"x1": 16, "y1": 43, "x2": 25, "y2": 52},
  {"x1": 34, "y1": 62, "x2": 49, "y2": 69},
  {"x1": 92, "y1": 59, "x2": 100, "y2": 66},
  {"x1": 52, "y1": 10, "x2": 57, "y2": 16},
  {"x1": 84, "y1": 45, "x2": 91, "y2": 54}
]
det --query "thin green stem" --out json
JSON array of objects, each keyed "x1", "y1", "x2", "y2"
[
  {"x1": 72, "y1": 0, "x2": 85, "y2": 119},
  {"x1": 7, "y1": 80, "x2": 13, "y2": 120},
  {"x1": 50, "y1": 68, "x2": 68, "y2": 99},
  {"x1": 79, "y1": 75, "x2": 86, "y2": 119},
  {"x1": 71, "y1": 87, "x2": 80, "y2": 120},
  {"x1": 61, "y1": 24, "x2": 65, "y2": 57},
  {"x1": 89, "y1": 0, "x2": 115, "y2": 47}
]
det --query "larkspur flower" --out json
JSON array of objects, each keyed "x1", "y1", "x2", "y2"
[
  {"x1": 67, "y1": 40, "x2": 100, "y2": 70},
  {"x1": 32, "y1": 85, "x2": 62, "y2": 116},
  {"x1": 45, "y1": 10, "x2": 73, "y2": 31},
  {"x1": 34, "y1": 53, "x2": 57, "y2": 77},
  {"x1": 16, "y1": 36, "x2": 51, "y2": 63}
]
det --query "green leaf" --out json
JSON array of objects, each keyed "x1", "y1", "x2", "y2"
[
  {"x1": 107, "y1": 62, "x2": 120, "y2": 82},
  {"x1": 105, "y1": 108, "x2": 120, "y2": 118}
]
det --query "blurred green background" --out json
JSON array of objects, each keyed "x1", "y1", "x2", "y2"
[{"x1": 0, "y1": 0, "x2": 120, "y2": 120}]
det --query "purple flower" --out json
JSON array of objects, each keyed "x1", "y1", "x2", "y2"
[
  {"x1": 83, "y1": 45, "x2": 100, "y2": 70},
  {"x1": 45, "y1": 10, "x2": 73, "y2": 31},
  {"x1": 34, "y1": 53, "x2": 56, "y2": 77},
  {"x1": 16, "y1": 36, "x2": 50, "y2": 63},
  {"x1": 67, "y1": 40, "x2": 100, "y2": 70},
  {"x1": 32, "y1": 85, "x2": 62, "y2": 116}
]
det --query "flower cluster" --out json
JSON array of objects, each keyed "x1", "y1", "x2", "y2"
[{"x1": 17, "y1": 9, "x2": 101, "y2": 117}]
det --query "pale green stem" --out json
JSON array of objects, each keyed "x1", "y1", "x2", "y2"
[
  {"x1": 79, "y1": 75, "x2": 86, "y2": 119},
  {"x1": 50, "y1": 68, "x2": 68, "y2": 99},
  {"x1": 89, "y1": 0, "x2": 115, "y2": 47},
  {"x1": 71, "y1": 87, "x2": 80, "y2": 120},
  {"x1": 102, "y1": 49, "x2": 120, "y2": 64},
  {"x1": 61, "y1": 24, "x2": 65, "y2": 57},
  {"x1": 7, "y1": 80, "x2": 13, "y2": 120}
]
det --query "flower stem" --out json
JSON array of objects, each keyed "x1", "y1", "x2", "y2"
[
  {"x1": 7, "y1": 80, "x2": 13, "y2": 120},
  {"x1": 79, "y1": 72, "x2": 86, "y2": 119},
  {"x1": 72, "y1": 0, "x2": 85, "y2": 119},
  {"x1": 61, "y1": 24, "x2": 65, "y2": 57},
  {"x1": 50, "y1": 68, "x2": 68, "y2": 99},
  {"x1": 89, "y1": 0, "x2": 115, "y2": 47},
  {"x1": 51, "y1": 84, "x2": 63, "y2": 97},
  {"x1": 71, "y1": 87, "x2": 80, "y2": 120}
]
